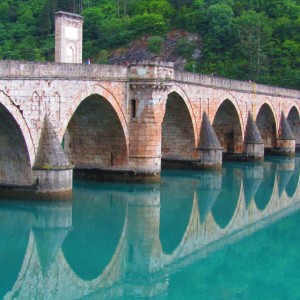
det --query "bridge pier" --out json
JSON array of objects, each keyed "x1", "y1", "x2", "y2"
[
  {"x1": 33, "y1": 116, "x2": 73, "y2": 200},
  {"x1": 197, "y1": 111, "x2": 222, "y2": 170},
  {"x1": 128, "y1": 77, "x2": 168, "y2": 182},
  {"x1": 243, "y1": 113, "x2": 264, "y2": 161},
  {"x1": 266, "y1": 112, "x2": 296, "y2": 156},
  {"x1": 128, "y1": 121, "x2": 162, "y2": 182}
]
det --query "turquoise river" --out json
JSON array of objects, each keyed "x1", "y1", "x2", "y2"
[{"x1": 1, "y1": 156, "x2": 300, "y2": 299}]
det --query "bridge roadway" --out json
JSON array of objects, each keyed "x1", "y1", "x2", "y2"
[
  {"x1": 0, "y1": 60, "x2": 300, "y2": 198},
  {"x1": 0, "y1": 158, "x2": 299, "y2": 299}
]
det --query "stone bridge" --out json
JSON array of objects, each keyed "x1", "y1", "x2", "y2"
[
  {"x1": 1, "y1": 59, "x2": 300, "y2": 199},
  {"x1": 1, "y1": 158, "x2": 299, "y2": 299}
]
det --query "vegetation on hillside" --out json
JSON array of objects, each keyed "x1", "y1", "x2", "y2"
[{"x1": 0, "y1": 0, "x2": 299, "y2": 88}]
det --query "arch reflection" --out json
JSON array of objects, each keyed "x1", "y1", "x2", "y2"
[
  {"x1": 211, "y1": 164, "x2": 242, "y2": 228},
  {"x1": 0, "y1": 202, "x2": 31, "y2": 299},
  {"x1": 275, "y1": 158, "x2": 295, "y2": 197},
  {"x1": 242, "y1": 164, "x2": 264, "y2": 208},
  {"x1": 62, "y1": 181, "x2": 127, "y2": 280},
  {"x1": 197, "y1": 172, "x2": 222, "y2": 223},
  {"x1": 254, "y1": 160, "x2": 276, "y2": 210},
  {"x1": 1, "y1": 157, "x2": 300, "y2": 299},
  {"x1": 160, "y1": 170, "x2": 195, "y2": 254},
  {"x1": 286, "y1": 157, "x2": 300, "y2": 197}
]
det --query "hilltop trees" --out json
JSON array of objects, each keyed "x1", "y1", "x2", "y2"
[{"x1": 0, "y1": 0, "x2": 299, "y2": 88}]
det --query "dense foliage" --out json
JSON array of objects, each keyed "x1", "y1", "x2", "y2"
[{"x1": 0, "y1": 0, "x2": 299, "y2": 88}]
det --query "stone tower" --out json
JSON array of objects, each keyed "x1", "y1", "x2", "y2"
[{"x1": 54, "y1": 11, "x2": 83, "y2": 64}]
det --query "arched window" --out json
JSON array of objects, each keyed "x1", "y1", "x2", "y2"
[{"x1": 66, "y1": 45, "x2": 75, "y2": 63}]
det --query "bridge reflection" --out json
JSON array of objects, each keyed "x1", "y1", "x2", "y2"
[{"x1": 1, "y1": 158, "x2": 300, "y2": 299}]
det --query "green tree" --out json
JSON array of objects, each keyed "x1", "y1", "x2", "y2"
[
  {"x1": 234, "y1": 10, "x2": 272, "y2": 80},
  {"x1": 129, "y1": 13, "x2": 168, "y2": 37},
  {"x1": 0, "y1": 1, "x2": 9, "y2": 21},
  {"x1": 205, "y1": 4, "x2": 234, "y2": 51},
  {"x1": 127, "y1": 0, "x2": 174, "y2": 17}
]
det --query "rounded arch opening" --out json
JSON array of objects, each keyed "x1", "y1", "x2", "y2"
[
  {"x1": 212, "y1": 99, "x2": 243, "y2": 153},
  {"x1": 287, "y1": 106, "x2": 300, "y2": 144},
  {"x1": 162, "y1": 92, "x2": 197, "y2": 161},
  {"x1": 0, "y1": 104, "x2": 32, "y2": 186},
  {"x1": 63, "y1": 94, "x2": 128, "y2": 170},
  {"x1": 256, "y1": 104, "x2": 277, "y2": 148}
]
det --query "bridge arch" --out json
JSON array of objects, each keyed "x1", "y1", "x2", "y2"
[
  {"x1": 61, "y1": 85, "x2": 129, "y2": 170},
  {"x1": 212, "y1": 99, "x2": 243, "y2": 153},
  {"x1": 0, "y1": 91, "x2": 35, "y2": 166},
  {"x1": 0, "y1": 93, "x2": 33, "y2": 185},
  {"x1": 162, "y1": 90, "x2": 197, "y2": 161},
  {"x1": 169, "y1": 85, "x2": 198, "y2": 141},
  {"x1": 60, "y1": 84, "x2": 128, "y2": 144},
  {"x1": 256, "y1": 102, "x2": 277, "y2": 148},
  {"x1": 63, "y1": 95, "x2": 128, "y2": 169},
  {"x1": 287, "y1": 105, "x2": 300, "y2": 143}
]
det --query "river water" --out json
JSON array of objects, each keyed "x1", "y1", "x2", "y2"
[{"x1": 0, "y1": 157, "x2": 300, "y2": 299}]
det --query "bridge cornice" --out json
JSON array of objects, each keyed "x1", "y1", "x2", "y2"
[
  {"x1": 174, "y1": 71, "x2": 300, "y2": 99},
  {"x1": 129, "y1": 80, "x2": 173, "y2": 92}
]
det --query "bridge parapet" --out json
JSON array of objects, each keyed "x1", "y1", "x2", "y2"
[
  {"x1": 1, "y1": 60, "x2": 299, "y2": 100},
  {"x1": 0, "y1": 60, "x2": 128, "y2": 80},
  {"x1": 129, "y1": 61, "x2": 174, "y2": 81},
  {"x1": 174, "y1": 70, "x2": 300, "y2": 99}
]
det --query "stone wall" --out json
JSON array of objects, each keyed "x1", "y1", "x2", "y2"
[
  {"x1": 0, "y1": 60, "x2": 299, "y2": 191},
  {"x1": 0, "y1": 61, "x2": 128, "y2": 80}
]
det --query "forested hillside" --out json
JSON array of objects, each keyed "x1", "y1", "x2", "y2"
[{"x1": 0, "y1": 0, "x2": 299, "y2": 88}]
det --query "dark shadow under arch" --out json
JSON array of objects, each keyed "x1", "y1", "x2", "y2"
[
  {"x1": 63, "y1": 94, "x2": 128, "y2": 169},
  {"x1": 162, "y1": 92, "x2": 197, "y2": 161},
  {"x1": 256, "y1": 104, "x2": 277, "y2": 148},
  {"x1": 0, "y1": 104, "x2": 32, "y2": 186},
  {"x1": 287, "y1": 106, "x2": 300, "y2": 144},
  {"x1": 212, "y1": 99, "x2": 243, "y2": 153}
]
